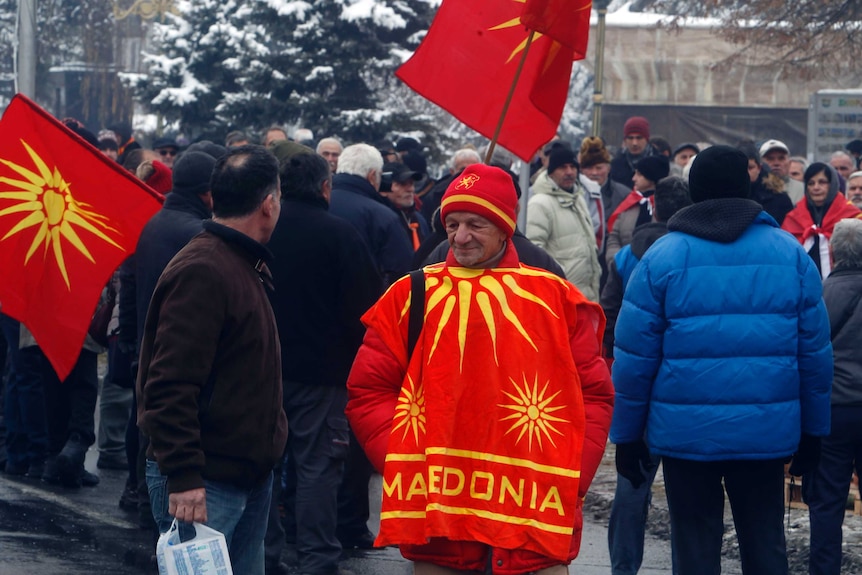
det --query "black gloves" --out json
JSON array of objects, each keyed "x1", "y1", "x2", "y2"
[
  {"x1": 788, "y1": 434, "x2": 821, "y2": 477},
  {"x1": 615, "y1": 440, "x2": 651, "y2": 488}
]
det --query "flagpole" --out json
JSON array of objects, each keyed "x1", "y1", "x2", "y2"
[{"x1": 484, "y1": 30, "x2": 536, "y2": 165}]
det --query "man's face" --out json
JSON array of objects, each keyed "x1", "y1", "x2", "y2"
[
  {"x1": 100, "y1": 148, "x2": 118, "y2": 161},
  {"x1": 155, "y1": 147, "x2": 178, "y2": 168},
  {"x1": 788, "y1": 160, "x2": 805, "y2": 181},
  {"x1": 847, "y1": 176, "x2": 862, "y2": 208},
  {"x1": 318, "y1": 142, "x2": 342, "y2": 171},
  {"x1": 382, "y1": 179, "x2": 415, "y2": 209},
  {"x1": 264, "y1": 129, "x2": 287, "y2": 147},
  {"x1": 261, "y1": 183, "x2": 282, "y2": 243},
  {"x1": 762, "y1": 149, "x2": 789, "y2": 177},
  {"x1": 548, "y1": 163, "x2": 578, "y2": 191},
  {"x1": 581, "y1": 162, "x2": 610, "y2": 186},
  {"x1": 830, "y1": 156, "x2": 854, "y2": 180},
  {"x1": 674, "y1": 148, "x2": 696, "y2": 167},
  {"x1": 747, "y1": 159, "x2": 761, "y2": 183},
  {"x1": 445, "y1": 211, "x2": 507, "y2": 268},
  {"x1": 380, "y1": 149, "x2": 399, "y2": 164},
  {"x1": 632, "y1": 170, "x2": 652, "y2": 192},
  {"x1": 623, "y1": 133, "x2": 648, "y2": 155}
]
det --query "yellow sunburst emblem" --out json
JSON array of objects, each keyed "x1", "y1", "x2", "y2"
[
  {"x1": 415, "y1": 267, "x2": 562, "y2": 371},
  {"x1": 499, "y1": 374, "x2": 569, "y2": 452},
  {"x1": 0, "y1": 139, "x2": 123, "y2": 289},
  {"x1": 392, "y1": 375, "x2": 426, "y2": 445},
  {"x1": 488, "y1": 0, "x2": 563, "y2": 69}
]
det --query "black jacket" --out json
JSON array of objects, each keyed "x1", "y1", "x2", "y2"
[
  {"x1": 329, "y1": 173, "x2": 413, "y2": 285},
  {"x1": 267, "y1": 197, "x2": 382, "y2": 387},
  {"x1": 609, "y1": 148, "x2": 652, "y2": 188},
  {"x1": 750, "y1": 170, "x2": 793, "y2": 226},
  {"x1": 822, "y1": 266, "x2": 862, "y2": 406},
  {"x1": 132, "y1": 191, "x2": 211, "y2": 346}
]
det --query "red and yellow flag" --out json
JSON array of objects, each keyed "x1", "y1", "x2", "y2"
[
  {"x1": 396, "y1": 0, "x2": 591, "y2": 162},
  {"x1": 521, "y1": 0, "x2": 592, "y2": 56},
  {"x1": 0, "y1": 94, "x2": 163, "y2": 380}
]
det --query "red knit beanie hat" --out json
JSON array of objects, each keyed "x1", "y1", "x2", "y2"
[
  {"x1": 441, "y1": 163, "x2": 518, "y2": 237},
  {"x1": 623, "y1": 116, "x2": 650, "y2": 139},
  {"x1": 146, "y1": 160, "x2": 173, "y2": 194}
]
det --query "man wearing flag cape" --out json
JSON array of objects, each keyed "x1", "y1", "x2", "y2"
[{"x1": 346, "y1": 163, "x2": 613, "y2": 575}]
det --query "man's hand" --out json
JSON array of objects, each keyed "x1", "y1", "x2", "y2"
[
  {"x1": 169, "y1": 488, "x2": 207, "y2": 523},
  {"x1": 615, "y1": 440, "x2": 651, "y2": 489},
  {"x1": 788, "y1": 434, "x2": 821, "y2": 477}
]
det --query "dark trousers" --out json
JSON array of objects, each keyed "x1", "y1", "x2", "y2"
[
  {"x1": 804, "y1": 405, "x2": 862, "y2": 575},
  {"x1": 41, "y1": 348, "x2": 98, "y2": 452},
  {"x1": 337, "y1": 427, "x2": 373, "y2": 542},
  {"x1": 662, "y1": 456, "x2": 788, "y2": 575},
  {"x1": 284, "y1": 382, "x2": 349, "y2": 574},
  {"x1": 2, "y1": 316, "x2": 48, "y2": 467}
]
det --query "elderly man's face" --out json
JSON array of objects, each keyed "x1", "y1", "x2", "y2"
[
  {"x1": 847, "y1": 176, "x2": 862, "y2": 208},
  {"x1": 581, "y1": 162, "x2": 610, "y2": 186},
  {"x1": 548, "y1": 162, "x2": 578, "y2": 191},
  {"x1": 762, "y1": 150, "x2": 789, "y2": 177},
  {"x1": 788, "y1": 160, "x2": 805, "y2": 181},
  {"x1": 831, "y1": 155, "x2": 854, "y2": 180},
  {"x1": 382, "y1": 179, "x2": 415, "y2": 209},
  {"x1": 445, "y1": 211, "x2": 507, "y2": 268},
  {"x1": 318, "y1": 142, "x2": 342, "y2": 171}
]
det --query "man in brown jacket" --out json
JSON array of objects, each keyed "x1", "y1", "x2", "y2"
[{"x1": 137, "y1": 145, "x2": 288, "y2": 575}]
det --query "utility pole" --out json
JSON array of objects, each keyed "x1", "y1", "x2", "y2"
[
  {"x1": 17, "y1": 0, "x2": 37, "y2": 98},
  {"x1": 591, "y1": 0, "x2": 610, "y2": 138}
]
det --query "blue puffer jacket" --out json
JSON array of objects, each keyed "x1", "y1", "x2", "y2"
[{"x1": 611, "y1": 204, "x2": 833, "y2": 461}]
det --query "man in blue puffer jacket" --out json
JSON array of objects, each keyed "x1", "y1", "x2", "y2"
[{"x1": 611, "y1": 145, "x2": 833, "y2": 575}]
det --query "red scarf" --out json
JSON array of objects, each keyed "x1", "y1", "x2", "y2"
[
  {"x1": 606, "y1": 190, "x2": 653, "y2": 233},
  {"x1": 782, "y1": 194, "x2": 862, "y2": 278}
]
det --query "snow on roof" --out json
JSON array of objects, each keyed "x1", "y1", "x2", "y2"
[{"x1": 598, "y1": 1, "x2": 722, "y2": 29}]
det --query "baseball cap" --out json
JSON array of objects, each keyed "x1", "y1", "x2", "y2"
[
  {"x1": 382, "y1": 162, "x2": 421, "y2": 183},
  {"x1": 758, "y1": 139, "x2": 790, "y2": 156}
]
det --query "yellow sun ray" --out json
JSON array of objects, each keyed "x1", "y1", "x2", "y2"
[
  {"x1": 428, "y1": 295, "x2": 456, "y2": 362},
  {"x1": 1, "y1": 209, "x2": 43, "y2": 240},
  {"x1": 64, "y1": 211, "x2": 123, "y2": 250},
  {"x1": 476, "y1": 291, "x2": 498, "y2": 365},
  {"x1": 488, "y1": 17, "x2": 521, "y2": 31},
  {"x1": 59, "y1": 220, "x2": 95, "y2": 263},
  {"x1": 391, "y1": 376, "x2": 425, "y2": 444},
  {"x1": 457, "y1": 280, "x2": 472, "y2": 371},
  {"x1": 50, "y1": 226, "x2": 71, "y2": 288},
  {"x1": 498, "y1": 374, "x2": 569, "y2": 452},
  {"x1": 480, "y1": 276, "x2": 537, "y2": 351},
  {"x1": 427, "y1": 276, "x2": 453, "y2": 312},
  {"x1": 0, "y1": 201, "x2": 42, "y2": 218},
  {"x1": 22, "y1": 140, "x2": 54, "y2": 185},
  {"x1": 24, "y1": 221, "x2": 49, "y2": 263},
  {"x1": 0, "y1": 181, "x2": 42, "y2": 196},
  {"x1": 0, "y1": 157, "x2": 44, "y2": 187},
  {"x1": 502, "y1": 275, "x2": 559, "y2": 318}
]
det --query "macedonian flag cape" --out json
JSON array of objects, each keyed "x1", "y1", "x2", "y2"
[{"x1": 363, "y1": 244, "x2": 603, "y2": 561}]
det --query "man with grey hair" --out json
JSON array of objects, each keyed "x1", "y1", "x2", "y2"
[
  {"x1": 789, "y1": 156, "x2": 808, "y2": 182},
  {"x1": 806, "y1": 217, "x2": 862, "y2": 575},
  {"x1": 329, "y1": 143, "x2": 412, "y2": 286},
  {"x1": 829, "y1": 150, "x2": 855, "y2": 183},
  {"x1": 316, "y1": 137, "x2": 343, "y2": 172},
  {"x1": 847, "y1": 171, "x2": 862, "y2": 209}
]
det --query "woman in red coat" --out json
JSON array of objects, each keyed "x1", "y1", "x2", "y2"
[{"x1": 782, "y1": 162, "x2": 862, "y2": 279}]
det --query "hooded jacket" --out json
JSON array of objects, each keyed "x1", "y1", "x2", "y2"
[
  {"x1": 611, "y1": 199, "x2": 833, "y2": 460},
  {"x1": 526, "y1": 171, "x2": 601, "y2": 301}
]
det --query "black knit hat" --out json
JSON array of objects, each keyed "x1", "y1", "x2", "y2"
[
  {"x1": 635, "y1": 155, "x2": 669, "y2": 184},
  {"x1": 547, "y1": 146, "x2": 578, "y2": 174},
  {"x1": 688, "y1": 145, "x2": 750, "y2": 203},
  {"x1": 172, "y1": 151, "x2": 216, "y2": 196}
]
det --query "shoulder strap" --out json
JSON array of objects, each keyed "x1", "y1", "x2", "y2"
[{"x1": 407, "y1": 269, "x2": 425, "y2": 359}]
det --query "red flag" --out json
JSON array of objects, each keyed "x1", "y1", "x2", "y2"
[
  {"x1": 0, "y1": 94, "x2": 163, "y2": 379},
  {"x1": 520, "y1": 0, "x2": 593, "y2": 57},
  {"x1": 396, "y1": 0, "x2": 589, "y2": 162}
]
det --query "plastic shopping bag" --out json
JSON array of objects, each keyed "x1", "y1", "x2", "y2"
[{"x1": 155, "y1": 518, "x2": 234, "y2": 575}]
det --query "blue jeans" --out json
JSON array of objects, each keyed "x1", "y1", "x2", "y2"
[
  {"x1": 147, "y1": 460, "x2": 272, "y2": 575},
  {"x1": 608, "y1": 453, "x2": 664, "y2": 575}
]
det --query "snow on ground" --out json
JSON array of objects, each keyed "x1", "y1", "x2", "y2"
[{"x1": 586, "y1": 443, "x2": 862, "y2": 574}]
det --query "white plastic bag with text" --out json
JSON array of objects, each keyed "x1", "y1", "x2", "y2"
[{"x1": 156, "y1": 518, "x2": 233, "y2": 575}]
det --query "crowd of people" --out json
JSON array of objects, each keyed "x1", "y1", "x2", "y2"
[{"x1": 0, "y1": 114, "x2": 860, "y2": 575}]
